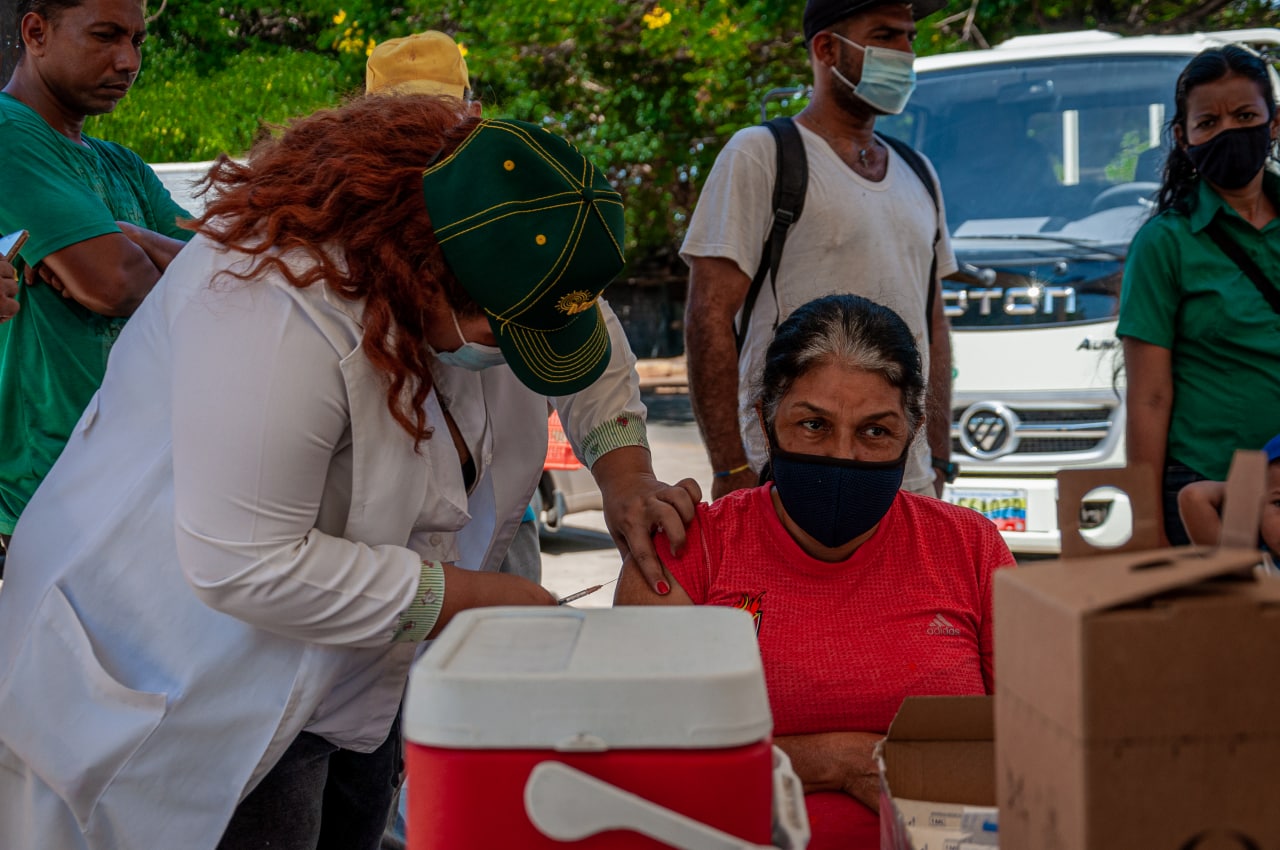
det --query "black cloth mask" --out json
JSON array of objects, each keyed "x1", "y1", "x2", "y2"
[
  {"x1": 1187, "y1": 122, "x2": 1274, "y2": 190},
  {"x1": 768, "y1": 435, "x2": 907, "y2": 550}
]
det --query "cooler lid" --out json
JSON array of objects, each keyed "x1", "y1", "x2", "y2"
[{"x1": 404, "y1": 606, "x2": 772, "y2": 750}]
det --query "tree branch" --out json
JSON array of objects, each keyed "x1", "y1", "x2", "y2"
[
  {"x1": 1126, "y1": 1, "x2": 1153, "y2": 29},
  {"x1": 1158, "y1": 0, "x2": 1235, "y2": 33},
  {"x1": 145, "y1": 0, "x2": 168, "y2": 25},
  {"x1": 937, "y1": 0, "x2": 988, "y2": 49},
  {"x1": 962, "y1": 0, "x2": 989, "y2": 50}
]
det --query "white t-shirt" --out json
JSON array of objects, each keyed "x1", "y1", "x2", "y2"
[{"x1": 680, "y1": 122, "x2": 957, "y2": 491}]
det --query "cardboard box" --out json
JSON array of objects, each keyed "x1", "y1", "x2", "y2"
[
  {"x1": 995, "y1": 457, "x2": 1280, "y2": 849},
  {"x1": 877, "y1": 696, "x2": 997, "y2": 850}
]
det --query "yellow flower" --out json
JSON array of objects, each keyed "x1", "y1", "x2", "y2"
[
  {"x1": 710, "y1": 15, "x2": 737, "y2": 38},
  {"x1": 642, "y1": 5, "x2": 672, "y2": 29},
  {"x1": 458, "y1": 43, "x2": 469, "y2": 57},
  {"x1": 332, "y1": 9, "x2": 347, "y2": 25},
  {"x1": 366, "y1": 39, "x2": 376, "y2": 56}
]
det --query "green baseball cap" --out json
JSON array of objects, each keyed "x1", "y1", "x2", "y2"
[{"x1": 421, "y1": 119, "x2": 626, "y2": 396}]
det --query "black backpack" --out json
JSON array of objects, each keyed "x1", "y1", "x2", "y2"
[{"x1": 734, "y1": 115, "x2": 942, "y2": 352}]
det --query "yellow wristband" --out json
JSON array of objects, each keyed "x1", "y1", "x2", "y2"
[{"x1": 713, "y1": 463, "x2": 752, "y2": 479}]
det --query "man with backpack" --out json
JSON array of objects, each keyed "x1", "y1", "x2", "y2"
[{"x1": 682, "y1": 0, "x2": 956, "y2": 499}]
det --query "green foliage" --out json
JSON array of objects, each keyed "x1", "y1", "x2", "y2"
[
  {"x1": 444, "y1": 0, "x2": 810, "y2": 264},
  {"x1": 930, "y1": 0, "x2": 1280, "y2": 49},
  {"x1": 88, "y1": 48, "x2": 350, "y2": 161},
  {"x1": 85, "y1": 0, "x2": 1280, "y2": 267}
]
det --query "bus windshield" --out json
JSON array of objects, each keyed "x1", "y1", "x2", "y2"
[
  {"x1": 878, "y1": 53, "x2": 1191, "y2": 329},
  {"x1": 879, "y1": 54, "x2": 1189, "y2": 245}
]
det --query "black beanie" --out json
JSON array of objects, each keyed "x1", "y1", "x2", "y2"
[{"x1": 802, "y1": 0, "x2": 948, "y2": 42}]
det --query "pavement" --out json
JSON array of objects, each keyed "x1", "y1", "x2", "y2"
[{"x1": 634, "y1": 355, "x2": 687, "y2": 388}]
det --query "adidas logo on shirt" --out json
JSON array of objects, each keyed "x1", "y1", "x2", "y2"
[{"x1": 927, "y1": 614, "x2": 962, "y2": 636}]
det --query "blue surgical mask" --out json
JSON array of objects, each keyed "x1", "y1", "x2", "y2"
[
  {"x1": 768, "y1": 432, "x2": 906, "y2": 549},
  {"x1": 433, "y1": 311, "x2": 506, "y2": 371},
  {"x1": 828, "y1": 32, "x2": 916, "y2": 116}
]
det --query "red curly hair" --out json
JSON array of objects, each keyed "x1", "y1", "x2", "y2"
[{"x1": 191, "y1": 95, "x2": 481, "y2": 444}]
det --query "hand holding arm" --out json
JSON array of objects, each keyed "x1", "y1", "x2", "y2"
[
  {"x1": 773, "y1": 731, "x2": 885, "y2": 811},
  {"x1": 591, "y1": 445, "x2": 700, "y2": 595}
]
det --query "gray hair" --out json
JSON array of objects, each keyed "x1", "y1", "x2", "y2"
[{"x1": 755, "y1": 294, "x2": 925, "y2": 436}]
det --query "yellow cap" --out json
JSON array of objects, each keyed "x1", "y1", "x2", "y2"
[{"x1": 366, "y1": 31, "x2": 470, "y2": 98}]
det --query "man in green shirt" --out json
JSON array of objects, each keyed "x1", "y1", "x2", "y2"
[{"x1": 0, "y1": 0, "x2": 192, "y2": 544}]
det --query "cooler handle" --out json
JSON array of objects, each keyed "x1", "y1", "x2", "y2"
[
  {"x1": 769, "y1": 746, "x2": 810, "y2": 850},
  {"x1": 525, "y1": 760, "x2": 778, "y2": 850}
]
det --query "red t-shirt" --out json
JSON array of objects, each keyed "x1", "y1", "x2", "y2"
[{"x1": 656, "y1": 485, "x2": 1014, "y2": 850}]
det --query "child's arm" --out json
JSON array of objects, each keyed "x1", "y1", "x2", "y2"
[{"x1": 1178, "y1": 480, "x2": 1226, "y2": 546}]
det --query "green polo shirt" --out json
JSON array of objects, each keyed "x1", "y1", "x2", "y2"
[
  {"x1": 0, "y1": 94, "x2": 192, "y2": 533},
  {"x1": 1117, "y1": 172, "x2": 1280, "y2": 480}
]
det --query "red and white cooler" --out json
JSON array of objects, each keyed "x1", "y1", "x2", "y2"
[{"x1": 403, "y1": 606, "x2": 807, "y2": 849}]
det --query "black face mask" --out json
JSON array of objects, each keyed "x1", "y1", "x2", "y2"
[
  {"x1": 768, "y1": 434, "x2": 907, "y2": 550},
  {"x1": 1186, "y1": 122, "x2": 1274, "y2": 190}
]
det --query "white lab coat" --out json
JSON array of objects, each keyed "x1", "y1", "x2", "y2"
[
  {"x1": 445, "y1": 355, "x2": 644, "y2": 576},
  {"x1": 0, "y1": 234, "x2": 644, "y2": 849}
]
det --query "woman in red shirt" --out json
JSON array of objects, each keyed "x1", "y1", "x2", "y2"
[{"x1": 616, "y1": 293, "x2": 1014, "y2": 849}]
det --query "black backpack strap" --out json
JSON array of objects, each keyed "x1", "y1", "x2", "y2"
[
  {"x1": 880, "y1": 133, "x2": 941, "y2": 345},
  {"x1": 737, "y1": 116, "x2": 808, "y2": 353},
  {"x1": 1204, "y1": 217, "x2": 1280, "y2": 316}
]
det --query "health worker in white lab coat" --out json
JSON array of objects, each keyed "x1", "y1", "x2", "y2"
[{"x1": 0, "y1": 98, "x2": 698, "y2": 850}]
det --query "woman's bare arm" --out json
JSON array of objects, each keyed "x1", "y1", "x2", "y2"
[
  {"x1": 1123, "y1": 337, "x2": 1174, "y2": 543},
  {"x1": 613, "y1": 554, "x2": 693, "y2": 606},
  {"x1": 773, "y1": 731, "x2": 886, "y2": 811}
]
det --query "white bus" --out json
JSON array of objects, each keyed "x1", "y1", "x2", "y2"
[{"x1": 878, "y1": 27, "x2": 1280, "y2": 554}]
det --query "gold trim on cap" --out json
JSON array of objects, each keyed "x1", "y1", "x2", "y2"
[{"x1": 505, "y1": 308, "x2": 609, "y2": 383}]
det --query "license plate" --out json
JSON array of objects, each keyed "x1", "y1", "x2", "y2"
[{"x1": 946, "y1": 488, "x2": 1028, "y2": 532}]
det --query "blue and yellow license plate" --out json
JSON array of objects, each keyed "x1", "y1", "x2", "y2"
[{"x1": 947, "y1": 488, "x2": 1028, "y2": 532}]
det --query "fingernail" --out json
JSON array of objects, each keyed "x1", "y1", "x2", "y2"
[{"x1": 656, "y1": 580, "x2": 671, "y2": 596}]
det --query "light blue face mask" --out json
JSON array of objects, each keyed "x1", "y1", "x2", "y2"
[
  {"x1": 433, "y1": 311, "x2": 506, "y2": 371},
  {"x1": 828, "y1": 32, "x2": 916, "y2": 116}
]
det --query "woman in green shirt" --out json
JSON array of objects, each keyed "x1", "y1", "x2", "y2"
[{"x1": 1118, "y1": 44, "x2": 1280, "y2": 545}]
